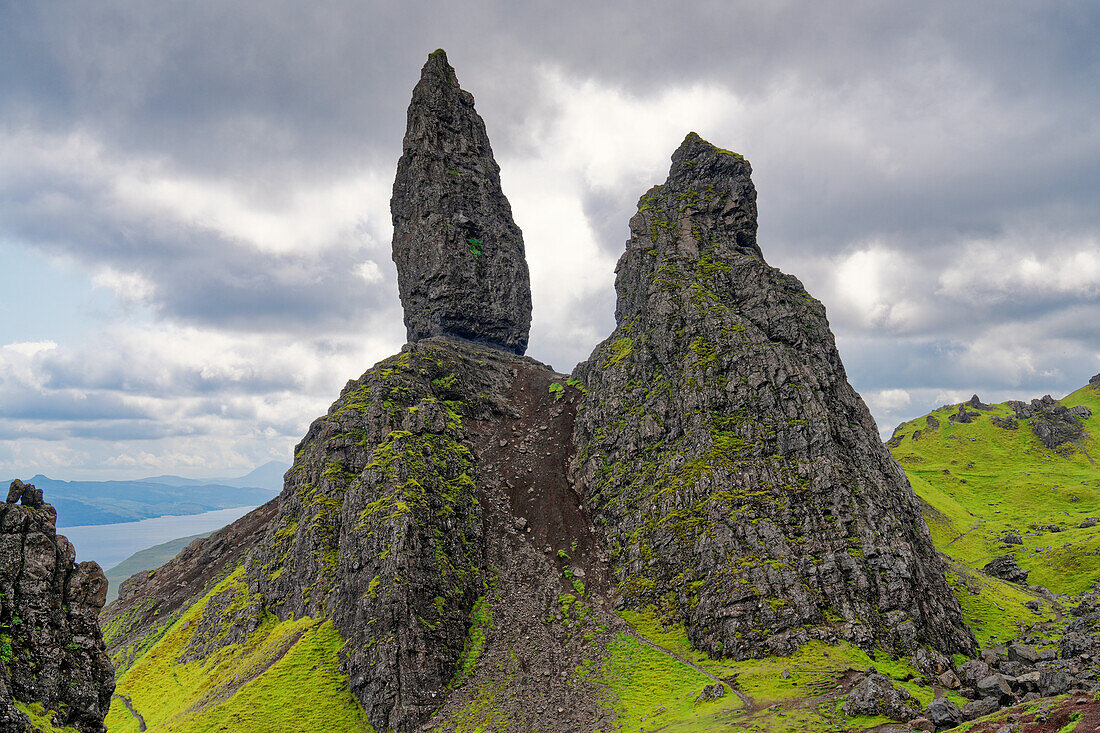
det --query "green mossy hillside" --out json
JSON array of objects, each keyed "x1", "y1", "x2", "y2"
[
  {"x1": 594, "y1": 608, "x2": 964, "y2": 732},
  {"x1": 890, "y1": 388, "x2": 1100, "y2": 595},
  {"x1": 13, "y1": 702, "x2": 80, "y2": 733},
  {"x1": 104, "y1": 568, "x2": 373, "y2": 732}
]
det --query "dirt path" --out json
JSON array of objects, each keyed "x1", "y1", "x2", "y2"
[
  {"x1": 619, "y1": 626, "x2": 758, "y2": 711},
  {"x1": 944, "y1": 519, "x2": 984, "y2": 548},
  {"x1": 114, "y1": 693, "x2": 147, "y2": 731}
]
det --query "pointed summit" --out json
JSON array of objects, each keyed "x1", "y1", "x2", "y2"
[{"x1": 390, "y1": 50, "x2": 533, "y2": 354}]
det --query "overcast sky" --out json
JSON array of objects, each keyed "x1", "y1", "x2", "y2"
[{"x1": 1, "y1": 2, "x2": 1097, "y2": 480}]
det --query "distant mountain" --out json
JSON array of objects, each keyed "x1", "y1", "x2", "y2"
[
  {"x1": 140, "y1": 460, "x2": 289, "y2": 492},
  {"x1": 5, "y1": 468, "x2": 283, "y2": 527}
]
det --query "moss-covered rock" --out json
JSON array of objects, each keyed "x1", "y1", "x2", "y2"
[{"x1": 572, "y1": 133, "x2": 976, "y2": 667}]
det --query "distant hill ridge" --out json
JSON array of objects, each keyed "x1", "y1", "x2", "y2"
[{"x1": 3, "y1": 461, "x2": 287, "y2": 527}]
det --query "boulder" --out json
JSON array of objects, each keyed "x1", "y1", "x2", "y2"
[
  {"x1": 961, "y1": 697, "x2": 1000, "y2": 720},
  {"x1": 842, "y1": 673, "x2": 920, "y2": 721},
  {"x1": 927, "y1": 697, "x2": 964, "y2": 728},
  {"x1": 983, "y1": 555, "x2": 1029, "y2": 585}
]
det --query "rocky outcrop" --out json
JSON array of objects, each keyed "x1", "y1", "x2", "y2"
[
  {"x1": 842, "y1": 672, "x2": 920, "y2": 720},
  {"x1": 1090, "y1": 373, "x2": 1100, "y2": 389},
  {"x1": 571, "y1": 133, "x2": 975, "y2": 665},
  {"x1": 0, "y1": 481, "x2": 113, "y2": 732},
  {"x1": 1007, "y1": 395, "x2": 1090, "y2": 449},
  {"x1": 968, "y1": 395, "x2": 993, "y2": 411},
  {"x1": 950, "y1": 404, "x2": 978, "y2": 424},
  {"x1": 983, "y1": 554, "x2": 1029, "y2": 585},
  {"x1": 391, "y1": 50, "x2": 532, "y2": 354}
]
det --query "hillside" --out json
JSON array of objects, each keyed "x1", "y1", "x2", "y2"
[
  {"x1": 9, "y1": 473, "x2": 280, "y2": 528},
  {"x1": 889, "y1": 379, "x2": 1100, "y2": 596},
  {"x1": 89, "y1": 51, "x2": 991, "y2": 733},
  {"x1": 102, "y1": 533, "x2": 210, "y2": 604}
]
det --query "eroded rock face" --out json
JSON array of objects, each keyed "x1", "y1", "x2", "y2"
[
  {"x1": 1008, "y1": 395, "x2": 1089, "y2": 449},
  {"x1": 572, "y1": 133, "x2": 975, "y2": 664},
  {"x1": 391, "y1": 50, "x2": 532, "y2": 354},
  {"x1": 0, "y1": 482, "x2": 113, "y2": 732}
]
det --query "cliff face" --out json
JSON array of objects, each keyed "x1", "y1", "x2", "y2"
[
  {"x1": 0, "y1": 481, "x2": 114, "y2": 732},
  {"x1": 391, "y1": 50, "x2": 532, "y2": 355},
  {"x1": 572, "y1": 133, "x2": 976, "y2": 664}
]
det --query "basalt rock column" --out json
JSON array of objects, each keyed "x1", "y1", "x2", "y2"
[
  {"x1": 0, "y1": 481, "x2": 114, "y2": 732},
  {"x1": 572, "y1": 133, "x2": 976, "y2": 666},
  {"x1": 391, "y1": 49, "x2": 532, "y2": 354}
]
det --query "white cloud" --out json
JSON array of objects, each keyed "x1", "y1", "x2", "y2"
[
  {"x1": 3, "y1": 341, "x2": 57, "y2": 357},
  {"x1": 355, "y1": 260, "x2": 383, "y2": 283},
  {"x1": 868, "y1": 388, "x2": 911, "y2": 412}
]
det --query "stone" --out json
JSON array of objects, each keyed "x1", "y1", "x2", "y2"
[
  {"x1": 927, "y1": 696, "x2": 964, "y2": 728},
  {"x1": 976, "y1": 674, "x2": 1014, "y2": 703},
  {"x1": 937, "y1": 670, "x2": 961, "y2": 689},
  {"x1": 962, "y1": 697, "x2": 1000, "y2": 720},
  {"x1": 925, "y1": 414, "x2": 940, "y2": 432},
  {"x1": 950, "y1": 404, "x2": 978, "y2": 424},
  {"x1": 841, "y1": 673, "x2": 920, "y2": 721},
  {"x1": 968, "y1": 395, "x2": 993, "y2": 411},
  {"x1": 391, "y1": 50, "x2": 532, "y2": 354},
  {"x1": 571, "y1": 133, "x2": 975, "y2": 664},
  {"x1": 958, "y1": 659, "x2": 992, "y2": 687},
  {"x1": 698, "y1": 683, "x2": 726, "y2": 701},
  {"x1": 983, "y1": 555, "x2": 1029, "y2": 585},
  {"x1": 1001, "y1": 530, "x2": 1023, "y2": 545},
  {"x1": 1090, "y1": 373, "x2": 1100, "y2": 389},
  {"x1": 1007, "y1": 642, "x2": 1041, "y2": 664},
  {"x1": 1038, "y1": 669, "x2": 1074, "y2": 696},
  {"x1": 0, "y1": 486, "x2": 114, "y2": 732},
  {"x1": 1011, "y1": 395, "x2": 1088, "y2": 450},
  {"x1": 908, "y1": 717, "x2": 935, "y2": 732},
  {"x1": 1080, "y1": 517, "x2": 1098, "y2": 529},
  {"x1": 991, "y1": 415, "x2": 1019, "y2": 430}
]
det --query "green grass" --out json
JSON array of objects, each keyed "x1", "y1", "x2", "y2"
[
  {"x1": 597, "y1": 608, "x2": 957, "y2": 732},
  {"x1": 13, "y1": 702, "x2": 80, "y2": 733},
  {"x1": 105, "y1": 567, "x2": 374, "y2": 732},
  {"x1": 890, "y1": 387, "x2": 1100, "y2": 595},
  {"x1": 946, "y1": 565, "x2": 1057, "y2": 647}
]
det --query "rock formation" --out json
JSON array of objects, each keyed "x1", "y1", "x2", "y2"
[
  {"x1": 391, "y1": 49, "x2": 532, "y2": 354},
  {"x1": 98, "y1": 58, "x2": 984, "y2": 732},
  {"x1": 0, "y1": 481, "x2": 113, "y2": 732},
  {"x1": 983, "y1": 554, "x2": 1029, "y2": 585},
  {"x1": 571, "y1": 133, "x2": 975, "y2": 663},
  {"x1": 1008, "y1": 395, "x2": 1091, "y2": 449}
]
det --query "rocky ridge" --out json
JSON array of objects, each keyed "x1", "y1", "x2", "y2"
[{"x1": 0, "y1": 481, "x2": 113, "y2": 732}]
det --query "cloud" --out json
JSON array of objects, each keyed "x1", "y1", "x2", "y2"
[{"x1": 0, "y1": 2, "x2": 1098, "y2": 473}]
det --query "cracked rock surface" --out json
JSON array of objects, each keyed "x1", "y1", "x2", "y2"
[{"x1": 0, "y1": 481, "x2": 113, "y2": 732}]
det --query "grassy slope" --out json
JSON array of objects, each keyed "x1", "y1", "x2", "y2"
[
  {"x1": 890, "y1": 385, "x2": 1100, "y2": 596},
  {"x1": 104, "y1": 568, "x2": 373, "y2": 732}
]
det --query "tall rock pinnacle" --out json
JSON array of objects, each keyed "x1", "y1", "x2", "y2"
[
  {"x1": 391, "y1": 50, "x2": 533, "y2": 355},
  {"x1": 573, "y1": 133, "x2": 975, "y2": 665}
]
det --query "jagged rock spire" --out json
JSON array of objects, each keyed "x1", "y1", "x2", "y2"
[
  {"x1": 390, "y1": 49, "x2": 532, "y2": 355},
  {"x1": 573, "y1": 132, "x2": 976, "y2": 665}
]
